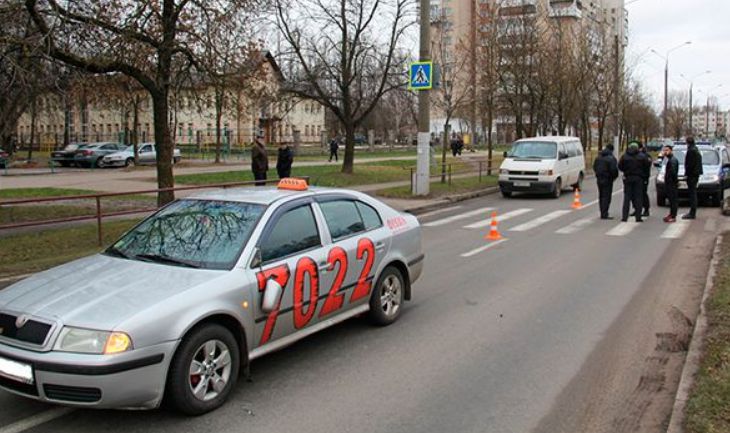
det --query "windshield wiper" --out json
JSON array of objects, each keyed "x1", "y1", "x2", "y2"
[
  {"x1": 134, "y1": 253, "x2": 201, "y2": 268},
  {"x1": 105, "y1": 246, "x2": 132, "y2": 260}
]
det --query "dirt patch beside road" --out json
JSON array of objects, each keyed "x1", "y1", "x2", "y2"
[{"x1": 532, "y1": 221, "x2": 717, "y2": 433}]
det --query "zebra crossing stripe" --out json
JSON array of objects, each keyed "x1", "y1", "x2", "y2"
[
  {"x1": 423, "y1": 207, "x2": 494, "y2": 227},
  {"x1": 606, "y1": 222, "x2": 640, "y2": 237},
  {"x1": 463, "y1": 208, "x2": 533, "y2": 229},
  {"x1": 556, "y1": 217, "x2": 596, "y2": 235},
  {"x1": 509, "y1": 210, "x2": 571, "y2": 232},
  {"x1": 661, "y1": 221, "x2": 691, "y2": 239}
]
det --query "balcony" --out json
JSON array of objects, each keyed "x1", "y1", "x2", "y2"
[{"x1": 549, "y1": 0, "x2": 583, "y2": 19}]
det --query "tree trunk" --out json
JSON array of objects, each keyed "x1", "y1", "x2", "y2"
[
  {"x1": 28, "y1": 100, "x2": 37, "y2": 162},
  {"x1": 152, "y1": 92, "x2": 175, "y2": 206},
  {"x1": 341, "y1": 122, "x2": 355, "y2": 174},
  {"x1": 132, "y1": 98, "x2": 140, "y2": 164},
  {"x1": 487, "y1": 103, "x2": 494, "y2": 176},
  {"x1": 441, "y1": 122, "x2": 450, "y2": 184},
  {"x1": 215, "y1": 87, "x2": 223, "y2": 164}
]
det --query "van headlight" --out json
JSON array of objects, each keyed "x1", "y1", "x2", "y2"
[
  {"x1": 699, "y1": 174, "x2": 720, "y2": 184},
  {"x1": 538, "y1": 170, "x2": 553, "y2": 176},
  {"x1": 499, "y1": 169, "x2": 509, "y2": 175},
  {"x1": 54, "y1": 327, "x2": 133, "y2": 355}
]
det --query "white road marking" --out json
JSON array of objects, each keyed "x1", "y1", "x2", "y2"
[
  {"x1": 556, "y1": 217, "x2": 596, "y2": 234},
  {"x1": 463, "y1": 208, "x2": 533, "y2": 229},
  {"x1": 460, "y1": 239, "x2": 509, "y2": 258},
  {"x1": 423, "y1": 207, "x2": 495, "y2": 227},
  {"x1": 606, "y1": 222, "x2": 640, "y2": 237},
  {"x1": 0, "y1": 408, "x2": 75, "y2": 433},
  {"x1": 661, "y1": 220, "x2": 691, "y2": 239},
  {"x1": 509, "y1": 210, "x2": 571, "y2": 232},
  {"x1": 417, "y1": 205, "x2": 463, "y2": 219}
]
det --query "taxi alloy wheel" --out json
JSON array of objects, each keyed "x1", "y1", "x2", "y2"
[
  {"x1": 167, "y1": 324, "x2": 240, "y2": 415},
  {"x1": 368, "y1": 266, "x2": 405, "y2": 326}
]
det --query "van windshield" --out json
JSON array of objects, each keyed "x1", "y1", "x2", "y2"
[{"x1": 507, "y1": 141, "x2": 557, "y2": 159}]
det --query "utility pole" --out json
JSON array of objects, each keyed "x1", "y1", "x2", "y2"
[
  {"x1": 663, "y1": 60, "x2": 668, "y2": 138},
  {"x1": 414, "y1": 0, "x2": 431, "y2": 196},
  {"x1": 614, "y1": 33, "x2": 621, "y2": 151}
]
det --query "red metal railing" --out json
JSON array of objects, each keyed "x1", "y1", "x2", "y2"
[{"x1": 0, "y1": 177, "x2": 308, "y2": 245}]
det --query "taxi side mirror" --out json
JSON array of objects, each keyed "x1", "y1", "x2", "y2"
[{"x1": 262, "y1": 279, "x2": 283, "y2": 313}]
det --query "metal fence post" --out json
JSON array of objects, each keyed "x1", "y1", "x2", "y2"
[{"x1": 95, "y1": 196, "x2": 103, "y2": 246}]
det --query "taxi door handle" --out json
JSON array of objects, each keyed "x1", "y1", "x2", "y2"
[{"x1": 375, "y1": 242, "x2": 386, "y2": 251}]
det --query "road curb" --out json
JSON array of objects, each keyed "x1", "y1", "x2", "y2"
[
  {"x1": 403, "y1": 186, "x2": 500, "y2": 215},
  {"x1": 666, "y1": 234, "x2": 723, "y2": 433}
]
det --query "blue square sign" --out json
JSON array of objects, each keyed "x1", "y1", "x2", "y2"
[{"x1": 408, "y1": 61, "x2": 433, "y2": 90}]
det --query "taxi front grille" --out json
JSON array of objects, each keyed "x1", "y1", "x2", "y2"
[
  {"x1": 0, "y1": 314, "x2": 52, "y2": 346},
  {"x1": 44, "y1": 384, "x2": 102, "y2": 403}
]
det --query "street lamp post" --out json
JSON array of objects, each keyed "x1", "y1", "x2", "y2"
[
  {"x1": 680, "y1": 70, "x2": 711, "y2": 135},
  {"x1": 651, "y1": 41, "x2": 691, "y2": 138}
]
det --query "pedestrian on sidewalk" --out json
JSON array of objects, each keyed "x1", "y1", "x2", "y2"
[
  {"x1": 682, "y1": 136, "x2": 703, "y2": 220},
  {"x1": 251, "y1": 133, "x2": 268, "y2": 186},
  {"x1": 662, "y1": 145, "x2": 680, "y2": 223},
  {"x1": 276, "y1": 143, "x2": 294, "y2": 179},
  {"x1": 618, "y1": 142, "x2": 649, "y2": 222},
  {"x1": 328, "y1": 137, "x2": 339, "y2": 162},
  {"x1": 593, "y1": 143, "x2": 619, "y2": 219}
]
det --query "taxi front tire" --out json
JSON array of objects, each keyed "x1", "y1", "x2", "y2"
[
  {"x1": 368, "y1": 266, "x2": 405, "y2": 326},
  {"x1": 166, "y1": 323, "x2": 240, "y2": 415}
]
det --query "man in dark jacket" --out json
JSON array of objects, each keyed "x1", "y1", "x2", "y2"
[
  {"x1": 276, "y1": 143, "x2": 294, "y2": 179},
  {"x1": 683, "y1": 136, "x2": 703, "y2": 219},
  {"x1": 251, "y1": 135, "x2": 268, "y2": 186},
  {"x1": 328, "y1": 137, "x2": 339, "y2": 162},
  {"x1": 618, "y1": 142, "x2": 650, "y2": 222},
  {"x1": 593, "y1": 144, "x2": 619, "y2": 219},
  {"x1": 663, "y1": 145, "x2": 680, "y2": 223},
  {"x1": 637, "y1": 142, "x2": 651, "y2": 217}
]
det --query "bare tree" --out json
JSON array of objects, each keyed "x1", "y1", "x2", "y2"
[
  {"x1": 666, "y1": 90, "x2": 688, "y2": 140},
  {"x1": 25, "y1": 0, "x2": 264, "y2": 205},
  {"x1": 274, "y1": 0, "x2": 415, "y2": 174}
]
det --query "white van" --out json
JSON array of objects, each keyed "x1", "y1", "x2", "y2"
[{"x1": 498, "y1": 136, "x2": 585, "y2": 198}]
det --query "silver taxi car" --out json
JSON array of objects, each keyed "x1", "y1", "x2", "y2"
[{"x1": 0, "y1": 179, "x2": 423, "y2": 415}]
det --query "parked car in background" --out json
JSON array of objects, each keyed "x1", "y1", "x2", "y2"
[
  {"x1": 51, "y1": 143, "x2": 89, "y2": 167},
  {"x1": 73, "y1": 142, "x2": 128, "y2": 168},
  {"x1": 646, "y1": 138, "x2": 673, "y2": 152},
  {"x1": 656, "y1": 143, "x2": 730, "y2": 207},
  {"x1": 0, "y1": 148, "x2": 8, "y2": 168},
  {"x1": 102, "y1": 143, "x2": 182, "y2": 167}
]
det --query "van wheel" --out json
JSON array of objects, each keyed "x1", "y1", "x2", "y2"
[
  {"x1": 501, "y1": 190, "x2": 512, "y2": 198},
  {"x1": 573, "y1": 172, "x2": 584, "y2": 190},
  {"x1": 166, "y1": 324, "x2": 240, "y2": 415},
  {"x1": 553, "y1": 178, "x2": 562, "y2": 198}
]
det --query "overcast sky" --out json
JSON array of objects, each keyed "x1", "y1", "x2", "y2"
[{"x1": 627, "y1": 0, "x2": 730, "y2": 111}]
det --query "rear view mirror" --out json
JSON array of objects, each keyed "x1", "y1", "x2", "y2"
[
  {"x1": 262, "y1": 279, "x2": 283, "y2": 313},
  {"x1": 503, "y1": 151, "x2": 509, "y2": 158}
]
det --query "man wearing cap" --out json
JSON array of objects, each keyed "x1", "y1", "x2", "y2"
[
  {"x1": 251, "y1": 133, "x2": 269, "y2": 186},
  {"x1": 618, "y1": 142, "x2": 651, "y2": 222}
]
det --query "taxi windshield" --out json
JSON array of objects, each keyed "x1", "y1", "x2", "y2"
[
  {"x1": 507, "y1": 141, "x2": 557, "y2": 159},
  {"x1": 674, "y1": 149, "x2": 719, "y2": 166},
  {"x1": 106, "y1": 199, "x2": 265, "y2": 270}
]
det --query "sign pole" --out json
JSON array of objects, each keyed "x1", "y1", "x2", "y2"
[{"x1": 414, "y1": 0, "x2": 431, "y2": 196}]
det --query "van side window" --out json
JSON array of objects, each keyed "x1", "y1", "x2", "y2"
[
  {"x1": 566, "y1": 143, "x2": 577, "y2": 158},
  {"x1": 574, "y1": 142, "x2": 583, "y2": 156}
]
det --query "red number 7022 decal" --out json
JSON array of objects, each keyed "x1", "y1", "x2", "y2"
[{"x1": 256, "y1": 238, "x2": 376, "y2": 345}]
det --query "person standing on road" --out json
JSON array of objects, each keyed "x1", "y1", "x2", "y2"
[
  {"x1": 663, "y1": 145, "x2": 680, "y2": 223},
  {"x1": 328, "y1": 137, "x2": 339, "y2": 162},
  {"x1": 683, "y1": 136, "x2": 703, "y2": 220},
  {"x1": 593, "y1": 143, "x2": 619, "y2": 219},
  {"x1": 618, "y1": 142, "x2": 649, "y2": 222},
  {"x1": 251, "y1": 134, "x2": 269, "y2": 186},
  {"x1": 637, "y1": 142, "x2": 651, "y2": 217},
  {"x1": 276, "y1": 143, "x2": 294, "y2": 179}
]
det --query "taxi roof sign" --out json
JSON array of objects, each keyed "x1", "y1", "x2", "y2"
[{"x1": 277, "y1": 178, "x2": 309, "y2": 191}]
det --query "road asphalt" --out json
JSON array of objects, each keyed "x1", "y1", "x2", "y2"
[{"x1": 0, "y1": 178, "x2": 725, "y2": 433}]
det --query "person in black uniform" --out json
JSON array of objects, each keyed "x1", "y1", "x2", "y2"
[
  {"x1": 276, "y1": 143, "x2": 294, "y2": 179},
  {"x1": 682, "y1": 136, "x2": 703, "y2": 219},
  {"x1": 618, "y1": 142, "x2": 650, "y2": 222},
  {"x1": 638, "y1": 142, "x2": 651, "y2": 217},
  {"x1": 593, "y1": 143, "x2": 619, "y2": 219},
  {"x1": 662, "y1": 145, "x2": 680, "y2": 223}
]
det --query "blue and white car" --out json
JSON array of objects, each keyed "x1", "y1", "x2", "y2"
[{"x1": 0, "y1": 180, "x2": 423, "y2": 414}]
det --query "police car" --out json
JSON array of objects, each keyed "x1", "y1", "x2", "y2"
[
  {"x1": 0, "y1": 179, "x2": 423, "y2": 414},
  {"x1": 656, "y1": 143, "x2": 730, "y2": 207}
]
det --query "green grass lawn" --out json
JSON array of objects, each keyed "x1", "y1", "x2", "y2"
[
  {"x1": 176, "y1": 159, "x2": 415, "y2": 187},
  {"x1": 684, "y1": 235, "x2": 730, "y2": 433},
  {"x1": 0, "y1": 219, "x2": 139, "y2": 278},
  {"x1": 0, "y1": 188, "x2": 98, "y2": 199},
  {"x1": 376, "y1": 175, "x2": 498, "y2": 199}
]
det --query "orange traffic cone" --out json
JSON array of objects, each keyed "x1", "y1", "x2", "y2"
[
  {"x1": 571, "y1": 188, "x2": 582, "y2": 209},
  {"x1": 484, "y1": 211, "x2": 503, "y2": 241}
]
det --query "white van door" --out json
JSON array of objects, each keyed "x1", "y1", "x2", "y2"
[{"x1": 557, "y1": 143, "x2": 572, "y2": 185}]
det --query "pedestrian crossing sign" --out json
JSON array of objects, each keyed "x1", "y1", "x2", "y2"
[{"x1": 408, "y1": 61, "x2": 433, "y2": 90}]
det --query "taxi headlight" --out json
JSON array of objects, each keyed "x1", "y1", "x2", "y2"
[
  {"x1": 700, "y1": 174, "x2": 719, "y2": 184},
  {"x1": 54, "y1": 327, "x2": 133, "y2": 355}
]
